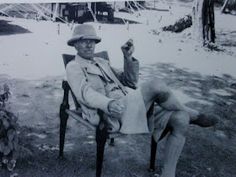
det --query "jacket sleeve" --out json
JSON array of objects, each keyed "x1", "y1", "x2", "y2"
[
  {"x1": 111, "y1": 57, "x2": 139, "y2": 89},
  {"x1": 66, "y1": 61, "x2": 113, "y2": 114}
]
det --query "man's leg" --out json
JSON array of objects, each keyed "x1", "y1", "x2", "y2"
[
  {"x1": 160, "y1": 110, "x2": 189, "y2": 177},
  {"x1": 141, "y1": 78, "x2": 188, "y2": 177},
  {"x1": 140, "y1": 78, "x2": 216, "y2": 177},
  {"x1": 141, "y1": 78, "x2": 186, "y2": 112},
  {"x1": 140, "y1": 78, "x2": 218, "y2": 126}
]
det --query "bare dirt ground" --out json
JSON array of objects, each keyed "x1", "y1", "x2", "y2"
[{"x1": 0, "y1": 62, "x2": 236, "y2": 177}]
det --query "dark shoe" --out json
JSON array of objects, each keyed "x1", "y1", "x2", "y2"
[{"x1": 190, "y1": 113, "x2": 219, "y2": 127}]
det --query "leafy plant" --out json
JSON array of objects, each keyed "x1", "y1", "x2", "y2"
[{"x1": 0, "y1": 84, "x2": 18, "y2": 171}]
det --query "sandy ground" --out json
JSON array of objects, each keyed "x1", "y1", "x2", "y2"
[
  {"x1": 1, "y1": 6, "x2": 236, "y2": 80},
  {"x1": 0, "y1": 2, "x2": 236, "y2": 177}
]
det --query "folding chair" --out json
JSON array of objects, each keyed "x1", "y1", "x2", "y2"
[{"x1": 59, "y1": 51, "x2": 166, "y2": 177}]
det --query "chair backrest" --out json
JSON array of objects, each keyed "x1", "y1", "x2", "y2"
[
  {"x1": 62, "y1": 54, "x2": 75, "y2": 67},
  {"x1": 62, "y1": 51, "x2": 110, "y2": 68}
]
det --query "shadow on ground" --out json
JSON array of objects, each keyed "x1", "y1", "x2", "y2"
[{"x1": 0, "y1": 19, "x2": 31, "y2": 35}]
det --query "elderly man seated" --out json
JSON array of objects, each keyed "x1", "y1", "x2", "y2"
[{"x1": 66, "y1": 24, "x2": 218, "y2": 177}]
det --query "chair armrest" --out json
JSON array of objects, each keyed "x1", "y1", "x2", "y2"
[
  {"x1": 66, "y1": 109, "x2": 96, "y2": 130},
  {"x1": 61, "y1": 80, "x2": 121, "y2": 137}
]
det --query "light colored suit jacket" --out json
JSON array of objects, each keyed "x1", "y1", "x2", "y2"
[{"x1": 66, "y1": 53, "x2": 140, "y2": 126}]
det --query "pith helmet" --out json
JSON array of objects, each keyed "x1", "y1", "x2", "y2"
[{"x1": 67, "y1": 24, "x2": 101, "y2": 46}]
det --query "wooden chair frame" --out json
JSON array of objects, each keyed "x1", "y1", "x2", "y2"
[{"x1": 59, "y1": 52, "x2": 160, "y2": 177}]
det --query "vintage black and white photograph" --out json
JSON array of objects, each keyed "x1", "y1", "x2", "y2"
[{"x1": 0, "y1": 0, "x2": 236, "y2": 177}]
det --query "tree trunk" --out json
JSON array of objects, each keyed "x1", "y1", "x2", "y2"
[
  {"x1": 192, "y1": 0, "x2": 215, "y2": 45},
  {"x1": 202, "y1": 0, "x2": 215, "y2": 44}
]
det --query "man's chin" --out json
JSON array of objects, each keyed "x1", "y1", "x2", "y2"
[{"x1": 82, "y1": 54, "x2": 94, "y2": 60}]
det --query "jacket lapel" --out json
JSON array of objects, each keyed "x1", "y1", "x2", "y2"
[
  {"x1": 76, "y1": 55, "x2": 127, "y2": 94},
  {"x1": 85, "y1": 64, "x2": 103, "y2": 77},
  {"x1": 76, "y1": 55, "x2": 103, "y2": 77},
  {"x1": 95, "y1": 58, "x2": 127, "y2": 93}
]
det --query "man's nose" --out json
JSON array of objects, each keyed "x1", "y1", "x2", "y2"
[{"x1": 86, "y1": 41, "x2": 93, "y2": 48}]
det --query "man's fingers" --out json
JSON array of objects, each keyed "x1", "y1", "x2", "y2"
[
  {"x1": 108, "y1": 100, "x2": 125, "y2": 118},
  {"x1": 121, "y1": 39, "x2": 134, "y2": 50},
  {"x1": 113, "y1": 105, "x2": 124, "y2": 113},
  {"x1": 109, "y1": 105, "x2": 122, "y2": 113},
  {"x1": 121, "y1": 44, "x2": 129, "y2": 50},
  {"x1": 126, "y1": 39, "x2": 133, "y2": 46},
  {"x1": 113, "y1": 100, "x2": 124, "y2": 108},
  {"x1": 109, "y1": 109, "x2": 122, "y2": 118},
  {"x1": 127, "y1": 47, "x2": 134, "y2": 55},
  {"x1": 110, "y1": 106, "x2": 124, "y2": 116},
  {"x1": 127, "y1": 38, "x2": 133, "y2": 44},
  {"x1": 116, "y1": 103, "x2": 125, "y2": 112}
]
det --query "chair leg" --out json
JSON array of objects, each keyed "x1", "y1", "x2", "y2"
[
  {"x1": 149, "y1": 127, "x2": 171, "y2": 172},
  {"x1": 109, "y1": 138, "x2": 115, "y2": 146},
  {"x1": 149, "y1": 136, "x2": 157, "y2": 172},
  {"x1": 59, "y1": 81, "x2": 70, "y2": 158},
  {"x1": 96, "y1": 125, "x2": 108, "y2": 177},
  {"x1": 159, "y1": 127, "x2": 171, "y2": 141},
  {"x1": 59, "y1": 103, "x2": 69, "y2": 157}
]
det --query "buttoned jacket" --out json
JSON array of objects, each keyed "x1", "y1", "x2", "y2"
[{"x1": 66, "y1": 53, "x2": 139, "y2": 125}]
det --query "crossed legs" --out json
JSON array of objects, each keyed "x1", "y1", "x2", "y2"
[
  {"x1": 140, "y1": 77, "x2": 218, "y2": 176},
  {"x1": 140, "y1": 78, "x2": 191, "y2": 177}
]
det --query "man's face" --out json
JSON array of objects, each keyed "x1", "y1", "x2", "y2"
[{"x1": 74, "y1": 39, "x2": 96, "y2": 60}]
